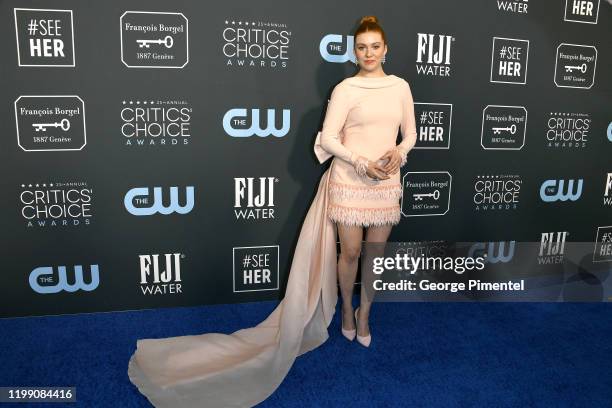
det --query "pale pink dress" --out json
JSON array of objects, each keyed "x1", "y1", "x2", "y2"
[
  {"x1": 127, "y1": 74, "x2": 417, "y2": 407},
  {"x1": 317, "y1": 74, "x2": 418, "y2": 226}
]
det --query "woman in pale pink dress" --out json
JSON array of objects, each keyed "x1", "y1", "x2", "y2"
[{"x1": 128, "y1": 15, "x2": 417, "y2": 407}]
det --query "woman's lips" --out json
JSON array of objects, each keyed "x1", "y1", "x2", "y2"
[{"x1": 365, "y1": 60, "x2": 375, "y2": 64}]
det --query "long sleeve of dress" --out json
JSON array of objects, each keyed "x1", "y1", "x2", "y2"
[
  {"x1": 396, "y1": 82, "x2": 418, "y2": 162},
  {"x1": 319, "y1": 84, "x2": 358, "y2": 165}
]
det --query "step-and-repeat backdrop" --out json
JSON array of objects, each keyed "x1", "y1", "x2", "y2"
[{"x1": 1, "y1": 1, "x2": 610, "y2": 317}]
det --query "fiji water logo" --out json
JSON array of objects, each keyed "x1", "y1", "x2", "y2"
[
  {"x1": 29, "y1": 264, "x2": 99, "y2": 294},
  {"x1": 223, "y1": 108, "x2": 290, "y2": 137},
  {"x1": 125, "y1": 186, "x2": 194, "y2": 215},
  {"x1": 539, "y1": 179, "x2": 583, "y2": 202}
]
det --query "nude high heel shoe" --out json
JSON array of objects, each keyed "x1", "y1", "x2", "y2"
[
  {"x1": 341, "y1": 309, "x2": 356, "y2": 341},
  {"x1": 355, "y1": 307, "x2": 371, "y2": 347}
]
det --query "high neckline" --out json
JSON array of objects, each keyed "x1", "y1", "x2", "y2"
[{"x1": 344, "y1": 74, "x2": 401, "y2": 88}]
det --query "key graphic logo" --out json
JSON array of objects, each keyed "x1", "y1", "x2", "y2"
[
  {"x1": 490, "y1": 37, "x2": 529, "y2": 84},
  {"x1": 14, "y1": 8, "x2": 75, "y2": 67},
  {"x1": 554, "y1": 43, "x2": 597, "y2": 89},
  {"x1": 120, "y1": 11, "x2": 188, "y2": 68},
  {"x1": 481, "y1": 105, "x2": 527, "y2": 150},
  {"x1": 401, "y1": 171, "x2": 452, "y2": 217},
  {"x1": 15, "y1": 96, "x2": 86, "y2": 151}
]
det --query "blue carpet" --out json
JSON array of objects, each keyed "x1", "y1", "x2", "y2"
[{"x1": 0, "y1": 300, "x2": 610, "y2": 407}]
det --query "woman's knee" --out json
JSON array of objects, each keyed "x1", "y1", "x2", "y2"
[{"x1": 340, "y1": 245, "x2": 361, "y2": 263}]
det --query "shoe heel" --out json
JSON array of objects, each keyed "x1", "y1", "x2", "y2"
[
  {"x1": 341, "y1": 309, "x2": 356, "y2": 341},
  {"x1": 355, "y1": 307, "x2": 371, "y2": 347}
]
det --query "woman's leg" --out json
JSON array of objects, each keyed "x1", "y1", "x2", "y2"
[
  {"x1": 337, "y1": 223, "x2": 364, "y2": 331},
  {"x1": 357, "y1": 224, "x2": 393, "y2": 337}
]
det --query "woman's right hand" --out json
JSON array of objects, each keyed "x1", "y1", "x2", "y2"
[{"x1": 366, "y1": 161, "x2": 390, "y2": 180}]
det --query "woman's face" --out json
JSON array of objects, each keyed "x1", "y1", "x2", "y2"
[{"x1": 354, "y1": 31, "x2": 387, "y2": 72}]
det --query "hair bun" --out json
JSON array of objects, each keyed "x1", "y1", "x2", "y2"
[{"x1": 359, "y1": 15, "x2": 378, "y2": 25}]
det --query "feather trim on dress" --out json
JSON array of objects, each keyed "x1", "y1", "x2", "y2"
[
  {"x1": 327, "y1": 204, "x2": 401, "y2": 227},
  {"x1": 328, "y1": 181, "x2": 402, "y2": 202}
]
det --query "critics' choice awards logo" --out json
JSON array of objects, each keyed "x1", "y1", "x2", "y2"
[
  {"x1": 139, "y1": 253, "x2": 184, "y2": 295},
  {"x1": 554, "y1": 43, "x2": 597, "y2": 89},
  {"x1": 223, "y1": 19, "x2": 291, "y2": 68},
  {"x1": 496, "y1": 0, "x2": 528, "y2": 14},
  {"x1": 413, "y1": 103, "x2": 452, "y2": 149},
  {"x1": 20, "y1": 182, "x2": 93, "y2": 228},
  {"x1": 224, "y1": 108, "x2": 290, "y2": 137},
  {"x1": 120, "y1": 11, "x2": 188, "y2": 68},
  {"x1": 473, "y1": 174, "x2": 522, "y2": 211},
  {"x1": 546, "y1": 112, "x2": 590, "y2": 149},
  {"x1": 603, "y1": 173, "x2": 612, "y2": 207},
  {"x1": 233, "y1": 246, "x2": 279, "y2": 292},
  {"x1": 124, "y1": 186, "x2": 194, "y2": 216},
  {"x1": 416, "y1": 33, "x2": 454, "y2": 77},
  {"x1": 490, "y1": 37, "x2": 529, "y2": 84},
  {"x1": 29, "y1": 264, "x2": 99, "y2": 294},
  {"x1": 320, "y1": 34, "x2": 355, "y2": 63},
  {"x1": 234, "y1": 177, "x2": 277, "y2": 220},
  {"x1": 538, "y1": 232, "x2": 569, "y2": 265},
  {"x1": 539, "y1": 178, "x2": 583, "y2": 202},
  {"x1": 401, "y1": 172, "x2": 452, "y2": 217},
  {"x1": 15, "y1": 96, "x2": 86, "y2": 151},
  {"x1": 14, "y1": 8, "x2": 75, "y2": 67},
  {"x1": 593, "y1": 226, "x2": 612, "y2": 263},
  {"x1": 120, "y1": 99, "x2": 192, "y2": 146},
  {"x1": 564, "y1": 0, "x2": 600, "y2": 24},
  {"x1": 481, "y1": 106, "x2": 527, "y2": 150}
]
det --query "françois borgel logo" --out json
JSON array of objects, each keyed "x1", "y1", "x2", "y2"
[
  {"x1": 120, "y1": 99, "x2": 192, "y2": 146},
  {"x1": 546, "y1": 112, "x2": 590, "y2": 149},
  {"x1": 490, "y1": 37, "x2": 529, "y2": 84},
  {"x1": 539, "y1": 178, "x2": 583, "y2": 203},
  {"x1": 29, "y1": 264, "x2": 99, "y2": 294},
  {"x1": 481, "y1": 105, "x2": 527, "y2": 150},
  {"x1": 473, "y1": 174, "x2": 522, "y2": 211},
  {"x1": 224, "y1": 19, "x2": 291, "y2": 68},
  {"x1": 416, "y1": 33, "x2": 454, "y2": 77},
  {"x1": 139, "y1": 253, "x2": 184, "y2": 295},
  {"x1": 564, "y1": 0, "x2": 600, "y2": 24},
  {"x1": 20, "y1": 182, "x2": 93, "y2": 228},
  {"x1": 120, "y1": 11, "x2": 188, "y2": 68},
  {"x1": 234, "y1": 177, "x2": 277, "y2": 220},
  {"x1": 233, "y1": 245, "x2": 279, "y2": 292},
  {"x1": 223, "y1": 108, "x2": 290, "y2": 137},
  {"x1": 401, "y1": 171, "x2": 452, "y2": 217},
  {"x1": 496, "y1": 0, "x2": 528, "y2": 14},
  {"x1": 320, "y1": 34, "x2": 355, "y2": 63},
  {"x1": 14, "y1": 8, "x2": 75, "y2": 67},
  {"x1": 413, "y1": 103, "x2": 452, "y2": 149},
  {"x1": 124, "y1": 186, "x2": 194, "y2": 216},
  {"x1": 554, "y1": 43, "x2": 597, "y2": 89},
  {"x1": 15, "y1": 96, "x2": 86, "y2": 151}
]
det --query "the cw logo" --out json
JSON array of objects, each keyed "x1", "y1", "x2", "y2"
[
  {"x1": 29, "y1": 265, "x2": 100, "y2": 294},
  {"x1": 223, "y1": 108, "x2": 290, "y2": 137},
  {"x1": 125, "y1": 186, "x2": 194, "y2": 216},
  {"x1": 319, "y1": 34, "x2": 355, "y2": 63},
  {"x1": 539, "y1": 179, "x2": 583, "y2": 202},
  {"x1": 468, "y1": 241, "x2": 515, "y2": 263}
]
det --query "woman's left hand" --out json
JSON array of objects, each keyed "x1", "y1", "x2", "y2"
[{"x1": 378, "y1": 148, "x2": 402, "y2": 175}]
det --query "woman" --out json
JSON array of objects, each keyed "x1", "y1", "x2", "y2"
[{"x1": 128, "y1": 15, "x2": 417, "y2": 408}]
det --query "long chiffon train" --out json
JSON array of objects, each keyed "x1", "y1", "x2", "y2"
[{"x1": 128, "y1": 159, "x2": 339, "y2": 407}]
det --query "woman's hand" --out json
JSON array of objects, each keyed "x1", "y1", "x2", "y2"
[
  {"x1": 366, "y1": 161, "x2": 390, "y2": 180},
  {"x1": 378, "y1": 148, "x2": 402, "y2": 175}
]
